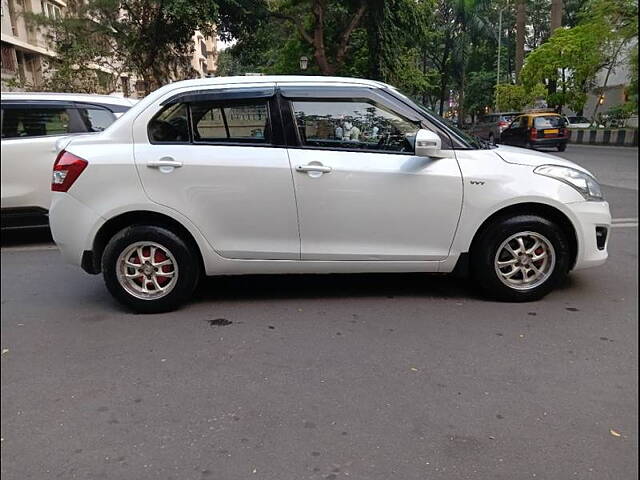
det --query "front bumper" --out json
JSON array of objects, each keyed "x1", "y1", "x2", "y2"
[{"x1": 567, "y1": 200, "x2": 611, "y2": 270}]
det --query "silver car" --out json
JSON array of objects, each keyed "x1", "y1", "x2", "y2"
[{"x1": 472, "y1": 112, "x2": 522, "y2": 144}]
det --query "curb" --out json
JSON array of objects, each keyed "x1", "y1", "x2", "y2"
[{"x1": 569, "y1": 128, "x2": 638, "y2": 146}]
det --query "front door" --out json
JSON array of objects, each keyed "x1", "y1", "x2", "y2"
[
  {"x1": 133, "y1": 91, "x2": 300, "y2": 260},
  {"x1": 284, "y1": 95, "x2": 463, "y2": 261}
]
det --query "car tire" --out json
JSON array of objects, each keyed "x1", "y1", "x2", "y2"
[
  {"x1": 557, "y1": 144, "x2": 567, "y2": 152},
  {"x1": 470, "y1": 215, "x2": 571, "y2": 302},
  {"x1": 525, "y1": 141, "x2": 534, "y2": 150},
  {"x1": 102, "y1": 225, "x2": 201, "y2": 313},
  {"x1": 489, "y1": 133, "x2": 496, "y2": 145}
]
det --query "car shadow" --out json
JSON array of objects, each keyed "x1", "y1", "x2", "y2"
[
  {"x1": 1, "y1": 227, "x2": 53, "y2": 247},
  {"x1": 193, "y1": 272, "x2": 478, "y2": 304}
]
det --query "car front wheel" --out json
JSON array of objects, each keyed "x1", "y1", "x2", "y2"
[
  {"x1": 102, "y1": 225, "x2": 200, "y2": 313},
  {"x1": 471, "y1": 215, "x2": 571, "y2": 302}
]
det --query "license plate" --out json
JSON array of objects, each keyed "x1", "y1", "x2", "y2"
[{"x1": 544, "y1": 129, "x2": 559, "y2": 134}]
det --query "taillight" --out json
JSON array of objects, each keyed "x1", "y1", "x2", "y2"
[
  {"x1": 561, "y1": 128, "x2": 568, "y2": 137},
  {"x1": 498, "y1": 121, "x2": 508, "y2": 127},
  {"x1": 530, "y1": 128, "x2": 538, "y2": 139},
  {"x1": 52, "y1": 151, "x2": 88, "y2": 192}
]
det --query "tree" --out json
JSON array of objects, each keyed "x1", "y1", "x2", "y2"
[
  {"x1": 267, "y1": 0, "x2": 367, "y2": 76},
  {"x1": 495, "y1": 83, "x2": 546, "y2": 111},
  {"x1": 26, "y1": 0, "x2": 259, "y2": 94},
  {"x1": 515, "y1": 0, "x2": 526, "y2": 79},
  {"x1": 520, "y1": 0, "x2": 638, "y2": 117}
]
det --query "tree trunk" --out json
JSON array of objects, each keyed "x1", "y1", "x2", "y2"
[
  {"x1": 550, "y1": 0, "x2": 563, "y2": 33},
  {"x1": 548, "y1": 0, "x2": 563, "y2": 96},
  {"x1": 515, "y1": 0, "x2": 526, "y2": 81}
]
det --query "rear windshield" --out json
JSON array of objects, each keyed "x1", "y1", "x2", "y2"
[
  {"x1": 534, "y1": 116, "x2": 566, "y2": 128},
  {"x1": 501, "y1": 114, "x2": 519, "y2": 123}
]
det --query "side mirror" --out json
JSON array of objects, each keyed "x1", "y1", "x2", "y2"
[{"x1": 415, "y1": 129, "x2": 445, "y2": 158}]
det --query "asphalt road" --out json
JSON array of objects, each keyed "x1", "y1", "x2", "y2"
[{"x1": 1, "y1": 144, "x2": 637, "y2": 480}]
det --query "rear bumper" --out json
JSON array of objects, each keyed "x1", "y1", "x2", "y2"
[
  {"x1": 567, "y1": 200, "x2": 611, "y2": 270},
  {"x1": 531, "y1": 137, "x2": 568, "y2": 147},
  {"x1": 50, "y1": 193, "x2": 104, "y2": 268}
]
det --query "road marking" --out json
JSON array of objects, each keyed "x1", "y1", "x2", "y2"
[{"x1": 611, "y1": 218, "x2": 638, "y2": 228}]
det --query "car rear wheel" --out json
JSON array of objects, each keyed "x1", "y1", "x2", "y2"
[
  {"x1": 489, "y1": 133, "x2": 496, "y2": 145},
  {"x1": 471, "y1": 215, "x2": 571, "y2": 302},
  {"x1": 102, "y1": 225, "x2": 200, "y2": 313},
  {"x1": 557, "y1": 144, "x2": 567, "y2": 152}
]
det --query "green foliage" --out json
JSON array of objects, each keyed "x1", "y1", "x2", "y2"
[
  {"x1": 520, "y1": 0, "x2": 638, "y2": 113},
  {"x1": 495, "y1": 82, "x2": 547, "y2": 111},
  {"x1": 464, "y1": 70, "x2": 495, "y2": 116}
]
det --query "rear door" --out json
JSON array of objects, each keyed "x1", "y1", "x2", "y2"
[
  {"x1": 133, "y1": 86, "x2": 300, "y2": 260},
  {"x1": 502, "y1": 115, "x2": 527, "y2": 146},
  {"x1": 1, "y1": 101, "x2": 86, "y2": 212}
]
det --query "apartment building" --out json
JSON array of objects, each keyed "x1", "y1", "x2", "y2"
[
  {"x1": 191, "y1": 30, "x2": 217, "y2": 78},
  {"x1": 1, "y1": 0, "x2": 63, "y2": 88}
]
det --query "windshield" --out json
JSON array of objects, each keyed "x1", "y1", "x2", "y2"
[{"x1": 387, "y1": 87, "x2": 487, "y2": 149}]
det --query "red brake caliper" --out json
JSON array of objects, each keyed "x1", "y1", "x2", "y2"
[
  {"x1": 154, "y1": 249, "x2": 170, "y2": 286},
  {"x1": 534, "y1": 247, "x2": 544, "y2": 267}
]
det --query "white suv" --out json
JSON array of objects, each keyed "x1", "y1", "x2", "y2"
[
  {"x1": 1, "y1": 92, "x2": 136, "y2": 229},
  {"x1": 48, "y1": 76, "x2": 611, "y2": 313}
]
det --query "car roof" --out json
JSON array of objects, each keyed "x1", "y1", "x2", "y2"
[
  {"x1": 526, "y1": 112, "x2": 562, "y2": 117},
  {"x1": 151, "y1": 75, "x2": 391, "y2": 90},
  {"x1": 0, "y1": 92, "x2": 137, "y2": 106}
]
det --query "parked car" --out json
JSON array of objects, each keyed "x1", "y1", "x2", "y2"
[
  {"x1": 49, "y1": 76, "x2": 610, "y2": 313},
  {"x1": 471, "y1": 112, "x2": 522, "y2": 144},
  {"x1": 500, "y1": 112, "x2": 569, "y2": 151},
  {"x1": 1, "y1": 93, "x2": 137, "y2": 229},
  {"x1": 564, "y1": 115, "x2": 592, "y2": 129}
]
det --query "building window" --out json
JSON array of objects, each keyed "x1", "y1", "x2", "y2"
[
  {"x1": 1, "y1": 44, "x2": 17, "y2": 74},
  {"x1": 41, "y1": 0, "x2": 61, "y2": 19}
]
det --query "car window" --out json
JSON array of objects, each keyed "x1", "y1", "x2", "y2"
[
  {"x1": 148, "y1": 103, "x2": 190, "y2": 143},
  {"x1": 534, "y1": 116, "x2": 565, "y2": 128},
  {"x1": 191, "y1": 101, "x2": 270, "y2": 143},
  {"x1": 1, "y1": 107, "x2": 71, "y2": 138},
  {"x1": 292, "y1": 100, "x2": 420, "y2": 153},
  {"x1": 77, "y1": 107, "x2": 117, "y2": 132}
]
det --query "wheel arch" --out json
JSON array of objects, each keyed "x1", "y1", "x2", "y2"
[
  {"x1": 86, "y1": 210, "x2": 206, "y2": 275},
  {"x1": 467, "y1": 202, "x2": 578, "y2": 272}
]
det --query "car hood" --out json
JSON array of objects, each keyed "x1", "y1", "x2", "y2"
[{"x1": 493, "y1": 145, "x2": 595, "y2": 177}]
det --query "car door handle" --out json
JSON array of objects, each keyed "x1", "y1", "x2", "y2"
[
  {"x1": 295, "y1": 164, "x2": 332, "y2": 174},
  {"x1": 147, "y1": 158, "x2": 183, "y2": 169}
]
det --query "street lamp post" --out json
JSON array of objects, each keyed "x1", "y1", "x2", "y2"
[{"x1": 495, "y1": 1, "x2": 509, "y2": 109}]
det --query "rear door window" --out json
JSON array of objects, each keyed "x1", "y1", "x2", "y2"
[
  {"x1": 191, "y1": 101, "x2": 270, "y2": 144},
  {"x1": 1, "y1": 107, "x2": 71, "y2": 138}
]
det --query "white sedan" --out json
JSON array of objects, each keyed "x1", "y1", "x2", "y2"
[{"x1": 48, "y1": 76, "x2": 611, "y2": 312}]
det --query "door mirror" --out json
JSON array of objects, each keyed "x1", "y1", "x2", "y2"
[{"x1": 414, "y1": 129, "x2": 445, "y2": 158}]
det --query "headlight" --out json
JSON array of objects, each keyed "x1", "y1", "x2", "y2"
[{"x1": 534, "y1": 165, "x2": 604, "y2": 201}]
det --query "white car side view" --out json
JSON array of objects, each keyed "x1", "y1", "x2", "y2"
[
  {"x1": 48, "y1": 76, "x2": 611, "y2": 313},
  {"x1": 1, "y1": 92, "x2": 137, "y2": 229}
]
